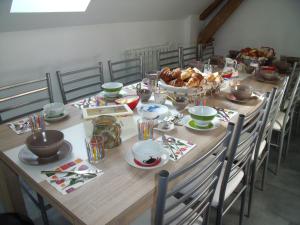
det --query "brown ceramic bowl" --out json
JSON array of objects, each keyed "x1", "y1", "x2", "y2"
[
  {"x1": 231, "y1": 84, "x2": 253, "y2": 100},
  {"x1": 26, "y1": 130, "x2": 64, "y2": 158}
]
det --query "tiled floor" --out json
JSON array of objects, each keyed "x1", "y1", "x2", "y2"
[{"x1": 1, "y1": 131, "x2": 300, "y2": 225}]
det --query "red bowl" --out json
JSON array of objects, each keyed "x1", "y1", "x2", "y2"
[
  {"x1": 261, "y1": 66, "x2": 276, "y2": 72},
  {"x1": 115, "y1": 96, "x2": 140, "y2": 110},
  {"x1": 222, "y1": 73, "x2": 233, "y2": 79}
]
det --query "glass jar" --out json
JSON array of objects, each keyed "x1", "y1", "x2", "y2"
[{"x1": 92, "y1": 115, "x2": 121, "y2": 149}]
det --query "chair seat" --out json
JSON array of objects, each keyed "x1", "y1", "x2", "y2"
[
  {"x1": 211, "y1": 161, "x2": 244, "y2": 207},
  {"x1": 251, "y1": 139, "x2": 266, "y2": 161},
  {"x1": 273, "y1": 111, "x2": 288, "y2": 131},
  {"x1": 130, "y1": 196, "x2": 202, "y2": 225}
]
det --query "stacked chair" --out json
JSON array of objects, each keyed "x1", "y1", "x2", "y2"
[
  {"x1": 0, "y1": 74, "x2": 53, "y2": 123},
  {"x1": 56, "y1": 62, "x2": 104, "y2": 104},
  {"x1": 108, "y1": 56, "x2": 144, "y2": 85},
  {"x1": 157, "y1": 48, "x2": 183, "y2": 70},
  {"x1": 199, "y1": 42, "x2": 214, "y2": 63}
]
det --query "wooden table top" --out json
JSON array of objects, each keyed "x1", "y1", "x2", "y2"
[{"x1": 0, "y1": 74, "x2": 282, "y2": 225}]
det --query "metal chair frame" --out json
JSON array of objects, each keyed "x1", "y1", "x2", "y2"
[
  {"x1": 0, "y1": 73, "x2": 53, "y2": 123},
  {"x1": 108, "y1": 56, "x2": 144, "y2": 85},
  {"x1": 157, "y1": 48, "x2": 183, "y2": 70},
  {"x1": 247, "y1": 88, "x2": 278, "y2": 216},
  {"x1": 216, "y1": 96, "x2": 268, "y2": 225},
  {"x1": 182, "y1": 45, "x2": 200, "y2": 68},
  {"x1": 57, "y1": 62, "x2": 104, "y2": 104},
  {"x1": 271, "y1": 71, "x2": 300, "y2": 174},
  {"x1": 154, "y1": 123, "x2": 235, "y2": 225},
  {"x1": 199, "y1": 42, "x2": 214, "y2": 63}
]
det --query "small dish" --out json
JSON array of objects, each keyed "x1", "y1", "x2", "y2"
[
  {"x1": 230, "y1": 84, "x2": 253, "y2": 100},
  {"x1": 182, "y1": 115, "x2": 220, "y2": 131},
  {"x1": 154, "y1": 121, "x2": 175, "y2": 132},
  {"x1": 226, "y1": 93, "x2": 258, "y2": 103},
  {"x1": 43, "y1": 102, "x2": 65, "y2": 118}
]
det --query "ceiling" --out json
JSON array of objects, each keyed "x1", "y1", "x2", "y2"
[{"x1": 0, "y1": 0, "x2": 210, "y2": 33}]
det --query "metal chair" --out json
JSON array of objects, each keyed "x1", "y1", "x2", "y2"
[
  {"x1": 108, "y1": 56, "x2": 144, "y2": 85},
  {"x1": 131, "y1": 123, "x2": 235, "y2": 225},
  {"x1": 247, "y1": 88, "x2": 280, "y2": 216},
  {"x1": 271, "y1": 71, "x2": 300, "y2": 174},
  {"x1": 157, "y1": 48, "x2": 183, "y2": 70},
  {"x1": 199, "y1": 42, "x2": 214, "y2": 63},
  {"x1": 0, "y1": 74, "x2": 53, "y2": 123},
  {"x1": 57, "y1": 62, "x2": 104, "y2": 104},
  {"x1": 182, "y1": 45, "x2": 200, "y2": 68},
  {"x1": 212, "y1": 97, "x2": 268, "y2": 225}
]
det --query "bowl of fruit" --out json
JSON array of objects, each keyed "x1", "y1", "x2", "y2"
[{"x1": 115, "y1": 96, "x2": 140, "y2": 110}]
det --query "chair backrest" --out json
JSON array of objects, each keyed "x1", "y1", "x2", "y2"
[
  {"x1": 220, "y1": 96, "x2": 268, "y2": 207},
  {"x1": 56, "y1": 62, "x2": 104, "y2": 104},
  {"x1": 108, "y1": 56, "x2": 144, "y2": 85},
  {"x1": 154, "y1": 123, "x2": 235, "y2": 225},
  {"x1": 0, "y1": 74, "x2": 53, "y2": 123},
  {"x1": 182, "y1": 45, "x2": 200, "y2": 68},
  {"x1": 283, "y1": 71, "x2": 300, "y2": 127},
  {"x1": 157, "y1": 48, "x2": 182, "y2": 70},
  {"x1": 280, "y1": 62, "x2": 298, "y2": 111},
  {"x1": 199, "y1": 42, "x2": 214, "y2": 63}
]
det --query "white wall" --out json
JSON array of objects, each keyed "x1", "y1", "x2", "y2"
[
  {"x1": 214, "y1": 0, "x2": 300, "y2": 58},
  {"x1": 0, "y1": 19, "x2": 186, "y2": 101}
]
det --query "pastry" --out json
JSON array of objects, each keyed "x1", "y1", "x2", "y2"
[
  {"x1": 171, "y1": 68, "x2": 181, "y2": 79},
  {"x1": 187, "y1": 77, "x2": 201, "y2": 88},
  {"x1": 160, "y1": 67, "x2": 174, "y2": 83},
  {"x1": 168, "y1": 78, "x2": 184, "y2": 87}
]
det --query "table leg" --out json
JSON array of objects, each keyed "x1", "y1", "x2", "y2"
[{"x1": 0, "y1": 160, "x2": 27, "y2": 215}]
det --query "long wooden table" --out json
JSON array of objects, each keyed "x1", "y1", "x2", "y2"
[{"x1": 0, "y1": 74, "x2": 281, "y2": 225}]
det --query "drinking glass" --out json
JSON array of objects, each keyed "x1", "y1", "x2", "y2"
[
  {"x1": 85, "y1": 136, "x2": 105, "y2": 163},
  {"x1": 154, "y1": 89, "x2": 167, "y2": 104},
  {"x1": 137, "y1": 118, "x2": 154, "y2": 140}
]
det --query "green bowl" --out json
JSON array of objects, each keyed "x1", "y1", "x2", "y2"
[
  {"x1": 102, "y1": 82, "x2": 123, "y2": 92},
  {"x1": 188, "y1": 106, "x2": 217, "y2": 126}
]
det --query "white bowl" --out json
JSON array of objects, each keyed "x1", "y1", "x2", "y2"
[
  {"x1": 137, "y1": 104, "x2": 169, "y2": 119},
  {"x1": 102, "y1": 82, "x2": 123, "y2": 97},
  {"x1": 188, "y1": 106, "x2": 217, "y2": 126},
  {"x1": 132, "y1": 140, "x2": 164, "y2": 163},
  {"x1": 43, "y1": 103, "x2": 65, "y2": 118}
]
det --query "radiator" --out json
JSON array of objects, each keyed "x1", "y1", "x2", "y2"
[{"x1": 124, "y1": 42, "x2": 180, "y2": 72}]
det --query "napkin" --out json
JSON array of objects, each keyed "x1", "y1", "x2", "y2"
[
  {"x1": 72, "y1": 96, "x2": 106, "y2": 109},
  {"x1": 7, "y1": 118, "x2": 31, "y2": 134},
  {"x1": 156, "y1": 135, "x2": 196, "y2": 161},
  {"x1": 41, "y1": 158, "x2": 103, "y2": 195},
  {"x1": 216, "y1": 109, "x2": 238, "y2": 122}
]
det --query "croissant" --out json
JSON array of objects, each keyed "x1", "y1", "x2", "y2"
[
  {"x1": 172, "y1": 68, "x2": 182, "y2": 79},
  {"x1": 181, "y1": 70, "x2": 192, "y2": 81},
  {"x1": 168, "y1": 78, "x2": 185, "y2": 87},
  {"x1": 160, "y1": 67, "x2": 174, "y2": 83},
  {"x1": 187, "y1": 77, "x2": 201, "y2": 87}
]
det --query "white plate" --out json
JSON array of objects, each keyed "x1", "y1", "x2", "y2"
[
  {"x1": 125, "y1": 148, "x2": 170, "y2": 170},
  {"x1": 182, "y1": 115, "x2": 220, "y2": 131},
  {"x1": 44, "y1": 110, "x2": 69, "y2": 122},
  {"x1": 154, "y1": 122, "x2": 175, "y2": 132}
]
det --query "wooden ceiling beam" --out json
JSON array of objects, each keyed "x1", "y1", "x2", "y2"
[
  {"x1": 199, "y1": 0, "x2": 225, "y2": 20},
  {"x1": 198, "y1": 0, "x2": 244, "y2": 44}
]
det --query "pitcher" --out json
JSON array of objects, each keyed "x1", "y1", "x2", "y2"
[{"x1": 224, "y1": 57, "x2": 238, "y2": 72}]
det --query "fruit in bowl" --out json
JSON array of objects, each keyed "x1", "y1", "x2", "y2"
[
  {"x1": 188, "y1": 106, "x2": 217, "y2": 127},
  {"x1": 231, "y1": 84, "x2": 253, "y2": 100},
  {"x1": 26, "y1": 130, "x2": 64, "y2": 158},
  {"x1": 102, "y1": 82, "x2": 123, "y2": 97},
  {"x1": 115, "y1": 96, "x2": 140, "y2": 110}
]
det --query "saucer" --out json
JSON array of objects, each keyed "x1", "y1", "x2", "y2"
[
  {"x1": 98, "y1": 90, "x2": 127, "y2": 101},
  {"x1": 44, "y1": 110, "x2": 69, "y2": 122},
  {"x1": 226, "y1": 93, "x2": 258, "y2": 104},
  {"x1": 182, "y1": 115, "x2": 220, "y2": 131},
  {"x1": 125, "y1": 149, "x2": 169, "y2": 170},
  {"x1": 19, "y1": 140, "x2": 72, "y2": 165}
]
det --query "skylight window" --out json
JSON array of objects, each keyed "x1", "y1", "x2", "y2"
[{"x1": 10, "y1": 0, "x2": 91, "y2": 13}]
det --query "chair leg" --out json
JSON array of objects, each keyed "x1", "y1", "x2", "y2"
[
  {"x1": 37, "y1": 193, "x2": 49, "y2": 225},
  {"x1": 239, "y1": 190, "x2": 247, "y2": 225},
  {"x1": 275, "y1": 130, "x2": 285, "y2": 175},
  {"x1": 216, "y1": 207, "x2": 223, "y2": 225},
  {"x1": 261, "y1": 152, "x2": 269, "y2": 190},
  {"x1": 286, "y1": 113, "x2": 294, "y2": 156},
  {"x1": 247, "y1": 170, "x2": 255, "y2": 217}
]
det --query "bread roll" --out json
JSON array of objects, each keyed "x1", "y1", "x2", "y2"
[
  {"x1": 169, "y1": 78, "x2": 184, "y2": 87},
  {"x1": 172, "y1": 68, "x2": 182, "y2": 79},
  {"x1": 181, "y1": 70, "x2": 192, "y2": 81}
]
